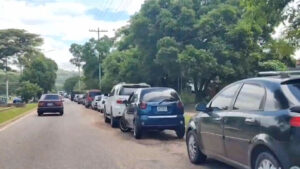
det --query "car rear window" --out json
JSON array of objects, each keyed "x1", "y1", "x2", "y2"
[
  {"x1": 43, "y1": 95, "x2": 59, "y2": 100},
  {"x1": 119, "y1": 86, "x2": 148, "y2": 96},
  {"x1": 282, "y1": 83, "x2": 300, "y2": 104},
  {"x1": 89, "y1": 92, "x2": 101, "y2": 98},
  {"x1": 141, "y1": 88, "x2": 179, "y2": 102}
]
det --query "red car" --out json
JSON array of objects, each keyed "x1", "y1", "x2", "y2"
[
  {"x1": 37, "y1": 94, "x2": 64, "y2": 116},
  {"x1": 84, "y1": 90, "x2": 101, "y2": 108}
]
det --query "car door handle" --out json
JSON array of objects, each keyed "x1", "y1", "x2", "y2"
[{"x1": 245, "y1": 117, "x2": 255, "y2": 123}]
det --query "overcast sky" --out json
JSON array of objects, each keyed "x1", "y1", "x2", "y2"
[{"x1": 0, "y1": 0, "x2": 145, "y2": 70}]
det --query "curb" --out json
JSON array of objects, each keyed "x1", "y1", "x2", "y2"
[{"x1": 0, "y1": 108, "x2": 36, "y2": 129}]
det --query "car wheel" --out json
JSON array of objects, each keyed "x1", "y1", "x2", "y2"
[
  {"x1": 186, "y1": 130, "x2": 207, "y2": 164},
  {"x1": 133, "y1": 120, "x2": 142, "y2": 139},
  {"x1": 119, "y1": 117, "x2": 130, "y2": 132},
  {"x1": 255, "y1": 151, "x2": 281, "y2": 169},
  {"x1": 38, "y1": 112, "x2": 43, "y2": 116},
  {"x1": 176, "y1": 126, "x2": 185, "y2": 139},
  {"x1": 110, "y1": 116, "x2": 118, "y2": 128},
  {"x1": 104, "y1": 110, "x2": 110, "y2": 123},
  {"x1": 59, "y1": 111, "x2": 64, "y2": 116}
]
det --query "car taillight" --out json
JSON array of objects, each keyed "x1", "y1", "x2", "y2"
[
  {"x1": 290, "y1": 117, "x2": 300, "y2": 127},
  {"x1": 177, "y1": 101, "x2": 184, "y2": 109},
  {"x1": 55, "y1": 101, "x2": 63, "y2": 106},
  {"x1": 116, "y1": 99, "x2": 123, "y2": 104},
  {"x1": 38, "y1": 102, "x2": 44, "y2": 107},
  {"x1": 139, "y1": 102, "x2": 147, "y2": 109}
]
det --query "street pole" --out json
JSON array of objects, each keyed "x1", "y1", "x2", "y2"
[
  {"x1": 5, "y1": 56, "x2": 8, "y2": 104},
  {"x1": 89, "y1": 28, "x2": 108, "y2": 90},
  {"x1": 78, "y1": 65, "x2": 81, "y2": 91}
]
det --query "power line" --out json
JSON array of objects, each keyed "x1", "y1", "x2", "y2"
[{"x1": 89, "y1": 28, "x2": 108, "y2": 40}]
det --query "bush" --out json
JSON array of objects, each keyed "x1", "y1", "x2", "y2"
[
  {"x1": 16, "y1": 81, "x2": 42, "y2": 103},
  {"x1": 180, "y1": 91, "x2": 195, "y2": 105}
]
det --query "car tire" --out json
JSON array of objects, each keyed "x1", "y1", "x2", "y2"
[
  {"x1": 38, "y1": 112, "x2": 43, "y2": 116},
  {"x1": 255, "y1": 151, "x2": 281, "y2": 169},
  {"x1": 110, "y1": 116, "x2": 118, "y2": 128},
  {"x1": 104, "y1": 110, "x2": 110, "y2": 123},
  {"x1": 119, "y1": 117, "x2": 130, "y2": 132},
  {"x1": 176, "y1": 126, "x2": 185, "y2": 139},
  {"x1": 186, "y1": 130, "x2": 207, "y2": 164},
  {"x1": 133, "y1": 120, "x2": 142, "y2": 139},
  {"x1": 59, "y1": 111, "x2": 64, "y2": 116}
]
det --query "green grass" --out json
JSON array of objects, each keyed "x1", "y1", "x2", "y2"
[
  {"x1": 185, "y1": 114, "x2": 192, "y2": 127},
  {"x1": 0, "y1": 104, "x2": 37, "y2": 124}
]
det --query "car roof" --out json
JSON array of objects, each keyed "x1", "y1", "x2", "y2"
[
  {"x1": 237, "y1": 76, "x2": 300, "y2": 85},
  {"x1": 139, "y1": 87, "x2": 175, "y2": 92}
]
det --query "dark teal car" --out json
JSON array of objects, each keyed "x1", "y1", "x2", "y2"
[
  {"x1": 186, "y1": 75, "x2": 300, "y2": 169},
  {"x1": 119, "y1": 87, "x2": 185, "y2": 139}
]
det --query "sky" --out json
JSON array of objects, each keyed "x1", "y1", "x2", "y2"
[{"x1": 0, "y1": 0, "x2": 145, "y2": 70}]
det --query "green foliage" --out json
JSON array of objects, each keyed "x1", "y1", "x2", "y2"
[
  {"x1": 16, "y1": 81, "x2": 42, "y2": 103},
  {"x1": 0, "y1": 70, "x2": 20, "y2": 95},
  {"x1": 0, "y1": 29, "x2": 43, "y2": 70},
  {"x1": 259, "y1": 60, "x2": 288, "y2": 71},
  {"x1": 55, "y1": 69, "x2": 78, "y2": 90},
  {"x1": 63, "y1": 76, "x2": 79, "y2": 93},
  {"x1": 0, "y1": 103, "x2": 37, "y2": 124},
  {"x1": 71, "y1": 0, "x2": 295, "y2": 101},
  {"x1": 21, "y1": 53, "x2": 58, "y2": 93},
  {"x1": 69, "y1": 36, "x2": 114, "y2": 89}
]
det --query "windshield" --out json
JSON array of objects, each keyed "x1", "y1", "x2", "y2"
[
  {"x1": 141, "y1": 88, "x2": 179, "y2": 102},
  {"x1": 282, "y1": 83, "x2": 300, "y2": 104},
  {"x1": 119, "y1": 87, "x2": 146, "y2": 96},
  {"x1": 89, "y1": 92, "x2": 101, "y2": 98},
  {"x1": 43, "y1": 95, "x2": 59, "y2": 100}
]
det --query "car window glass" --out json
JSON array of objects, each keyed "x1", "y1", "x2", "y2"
[
  {"x1": 210, "y1": 84, "x2": 240, "y2": 111},
  {"x1": 141, "y1": 88, "x2": 179, "y2": 102},
  {"x1": 233, "y1": 84, "x2": 265, "y2": 111},
  {"x1": 133, "y1": 94, "x2": 138, "y2": 103},
  {"x1": 110, "y1": 88, "x2": 115, "y2": 96},
  {"x1": 44, "y1": 95, "x2": 59, "y2": 100}
]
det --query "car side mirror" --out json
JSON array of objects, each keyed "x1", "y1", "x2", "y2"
[{"x1": 196, "y1": 103, "x2": 209, "y2": 112}]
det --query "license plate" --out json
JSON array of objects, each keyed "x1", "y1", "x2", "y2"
[
  {"x1": 157, "y1": 106, "x2": 167, "y2": 112},
  {"x1": 47, "y1": 103, "x2": 54, "y2": 106}
]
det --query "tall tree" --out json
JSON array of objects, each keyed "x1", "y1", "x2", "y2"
[
  {"x1": 21, "y1": 53, "x2": 58, "y2": 93},
  {"x1": 0, "y1": 29, "x2": 43, "y2": 70}
]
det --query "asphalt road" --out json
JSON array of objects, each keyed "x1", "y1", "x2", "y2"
[{"x1": 0, "y1": 100, "x2": 234, "y2": 169}]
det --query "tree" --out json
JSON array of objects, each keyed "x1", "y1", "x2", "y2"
[
  {"x1": 21, "y1": 53, "x2": 58, "y2": 93},
  {"x1": 16, "y1": 81, "x2": 42, "y2": 103},
  {"x1": 63, "y1": 76, "x2": 80, "y2": 93},
  {"x1": 0, "y1": 29, "x2": 43, "y2": 71},
  {"x1": 69, "y1": 36, "x2": 114, "y2": 90}
]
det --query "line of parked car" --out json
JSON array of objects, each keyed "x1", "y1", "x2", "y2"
[
  {"x1": 72, "y1": 82, "x2": 186, "y2": 139},
  {"x1": 70, "y1": 72, "x2": 300, "y2": 169}
]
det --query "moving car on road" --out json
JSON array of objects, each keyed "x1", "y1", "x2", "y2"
[
  {"x1": 84, "y1": 90, "x2": 101, "y2": 108},
  {"x1": 119, "y1": 87, "x2": 185, "y2": 139},
  {"x1": 37, "y1": 94, "x2": 64, "y2": 116},
  {"x1": 104, "y1": 83, "x2": 150, "y2": 127},
  {"x1": 186, "y1": 73, "x2": 300, "y2": 169},
  {"x1": 96, "y1": 95, "x2": 108, "y2": 113}
]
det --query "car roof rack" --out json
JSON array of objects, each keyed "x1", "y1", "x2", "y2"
[{"x1": 258, "y1": 71, "x2": 300, "y2": 78}]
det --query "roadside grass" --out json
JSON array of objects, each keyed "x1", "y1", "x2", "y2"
[
  {"x1": 0, "y1": 103, "x2": 37, "y2": 124},
  {"x1": 185, "y1": 114, "x2": 192, "y2": 127}
]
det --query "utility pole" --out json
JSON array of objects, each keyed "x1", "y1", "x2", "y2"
[
  {"x1": 89, "y1": 28, "x2": 108, "y2": 90},
  {"x1": 5, "y1": 56, "x2": 8, "y2": 104}
]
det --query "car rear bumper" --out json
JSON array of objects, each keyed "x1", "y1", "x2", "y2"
[
  {"x1": 38, "y1": 107, "x2": 63, "y2": 113},
  {"x1": 138, "y1": 114, "x2": 185, "y2": 130}
]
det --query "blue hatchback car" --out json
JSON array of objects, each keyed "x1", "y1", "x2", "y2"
[{"x1": 119, "y1": 87, "x2": 185, "y2": 139}]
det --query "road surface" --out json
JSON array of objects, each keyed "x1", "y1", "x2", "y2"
[{"x1": 0, "y1": 100, "x2": 234, "y2": 169}]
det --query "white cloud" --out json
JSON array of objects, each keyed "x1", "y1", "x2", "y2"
[{"x1": 0, "y1": 0, "x2": 144, "y2": 70}]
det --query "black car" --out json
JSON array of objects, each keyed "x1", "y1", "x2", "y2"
[
  {"x1": 186, "y1": 75, "x2": 300, "y2": 169},
  {"x1": 37, "y1": 94, "x2": 64, "y2": 116}
]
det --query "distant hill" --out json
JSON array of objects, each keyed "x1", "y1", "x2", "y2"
[{"x1": 55, "y1": 69, "x2": 78, "y2": 90}]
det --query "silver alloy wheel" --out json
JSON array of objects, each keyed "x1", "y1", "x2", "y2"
[
  {"x1": 258, "y1": 159, "x2": 278, "y2": 169},
  {"x1": 188, "y1": 134, "x2": 197, "y2": 160}
]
